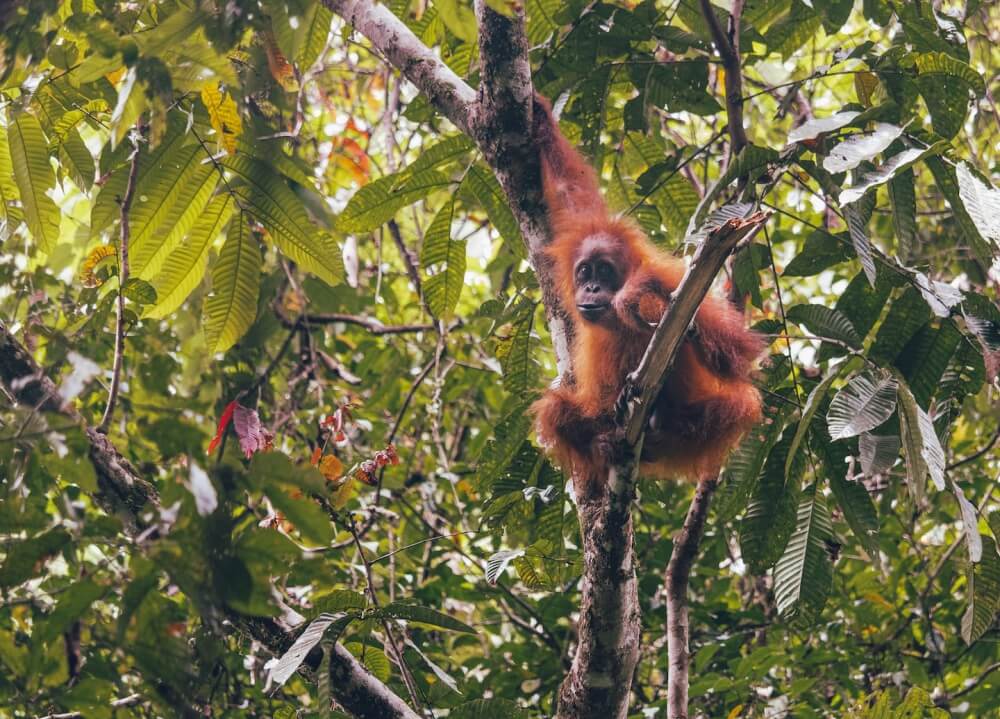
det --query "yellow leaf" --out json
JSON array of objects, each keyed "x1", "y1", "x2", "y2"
[
  {"x1": 319, "y1": 454, "x2": 344, "y2": 481},
  {"x1": 331, "y1": 477, "x2": 355, "y2": 509},
  {"x1": 80, "y1": 244, "x2": 117, "y2": 287},
  {"x1": 716, "y1": 67, "x2": 726, "y2": 94},
  {"x1": 105, "y1": 66, "x2": 126, "y2": 85},
  {"x1": 727, "y1": 705, "x2": 744, "y2": 719},
  {"x1": 854, "y1": 71, "x2": 879, "y2": 108},
  {"x1": 200, "y1": 85, "x2": 242, "y2": 155}
]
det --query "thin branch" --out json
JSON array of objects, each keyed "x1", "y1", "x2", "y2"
[
  {"x1": 97, "y1": 124, "x2": 142, "y2": 434},
  {"x1": 699, "y1": 0, "x2": 747, "y2": 155},
  {"x1": 946, "y1": 423, "x2": 1000, "y2": 470},
  {"x1": 294, "y1": 314, "x2": 436, "y2": 335},
  {"x1": 346, "y1": 517, "x2": 425, "y2": 714},
  {"x1": 948, "y1": 661, "x2": 1000, "y2": 702},
  {"x1": 322, "y1": 0, "x2": 476, "y2": 135},
  {"x1": 34, "y1": 694, "x2": 143, "y2": 719},
  {"x1": 666, "y1": 475, "x2": 719, "y2": 719}
]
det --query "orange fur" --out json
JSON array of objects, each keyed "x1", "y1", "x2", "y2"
[{"x1": 529, "y1": 94, "x2": 764, "y2": 486}]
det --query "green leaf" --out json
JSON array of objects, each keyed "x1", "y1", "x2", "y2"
[
  {"x1": 450, "y1": 698, "x2": 529, "y2": 719},
  {"x1": 859, "y1": 432, "x2": 900, "y2": 476},
  {"x1": 844, "y1": 202, "x2": 878, "y2": 286},
  {"x1": 8, "y1": 112, "x2": 60, "y2": 253},
  {"x1": 336, "y1": 169, "x2": 452, "y2": 233},
  {"x1": 91, "y1": 118, "x2": 190, "y2": 237},
  {"x1": 961, "y1": 535, "x2": 1000, "y2": 644},
  {"x1": 741, "y1": 430, "x2": 803, "y2": 573},
  {"x1": 895, "y1": 319, "x2": 962, "y2": 408},
  {"x1": 421, "y1": 197, "x2": 466, "y2": 318},
  {"x1": 786, "y1": 362, "x2": 850, "y2": 480},
  {"x1": 688, "y1": 144, "x2": 779, "y2": 233},
  {"x1": 895, "y1": 375, "x2": 946, "y2": 503},
  {"x1": 840, "y1": 147, "x2": 928, "y2": 205},
  {"x1": 121, "y1": 278, "x2": 157, "y2": 305},
  {"x1": 146, "y1": 193, "x2": 233, "y2": 319},
  {"x1": 956, "y1": 161, "x2": 1000, "y2": 248},
  {"x1": 823, "y1": 123, "x2": 904, "y2": 174},
  {"x1": 267, "y1": 490, "x2": 335, "y2": 546},
  {"x1": 380, "y1": 602, "x2": 476, "y2": 634},
  {"x1": 888, "y1": 167, "x2": 917, "y2": 259},
  {"x1": 0, "y1": 528, "x2": 71, "y2": 588},
  {"x1": 204, "y1": 215, "x2": 261, "y2": 354},
  {"x1": 870, "y1": 288, "x2": 932, "y2": 365},
  {"x1": 223, "y1": 155, "x2": 343, "y2": 286},
  {"x1": 718, "y1": 392, "x2": 794, "y2": 521},
  {"x1": 311, "y1": 589, "x2": 368, "y2": 616},
  {"x1": 36, "y1": 578, "x2": 105, "y2": 643},
  {"x1": 827, "y1": 369, "x2": 898, "y2": 440},
  {"x1": 914, "y1": 51, "x2": 985, "y2": 95},
  {"x1": 829, "y1": 471, "x2": 880, "y2": 557},
  {"x1": 463, "y1": 165, "x2": 524, "y2": 259},
  {"x1": 786, "y1": 304, "x2": 862, "y2": 348},
  {"x1": 479, "y1": 401, "x2": 534, "y2": 491},
  {"x1": 926, "y1": 156, "x2": 993, "y2": 264},
  {"x1": 130, "y1": 145, "x2": 218, "y2": 280},
  {"x1": 783, "y1": 231, "x2": 852, "y2": 277},
  {"x1": 773, "y1": 485, "x2": 833, "y2": 624},
  {"x1": 495, "y1": 299, "x2": 537, "y2": 396},
  {"x1": 58, "y1": 128, "x2": 96, "y2": 192}
]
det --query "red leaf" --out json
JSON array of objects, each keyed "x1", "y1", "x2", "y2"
[
  {"x1": 207, "y1": 400, "x2": 237, "y2": 455},
  {"x1": 232, "y1": 404, "x2": 272, "y2": 459}
]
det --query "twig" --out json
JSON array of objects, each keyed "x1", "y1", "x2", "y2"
[
  {"x1": 948, "y1": 661, "x2": 1000, "y2": 702},
  {"x1": 346, "y1": 517, "x2": 426, "y2": 714},
  {"x1": 946, "y1": 424, "x2": 1000, "y2": 470},
  {"x1": 290, "y1": 313, "x2": 437, "y2": 336},
  {"x1": 699, "y1": 0, "x2": 747, "y2": 155},
  {"x1": 371, "y1": 530, "x2": 479, "y2": 563},
  {"x1": 666, "y1": 475, "x2": 719, "y2": 719},
  {"x1": 97, "y1": 123, "x2": 143, "y2": 434},
  {"x1": 34, "y1": 693, "x2": 143, "y2": 719}
]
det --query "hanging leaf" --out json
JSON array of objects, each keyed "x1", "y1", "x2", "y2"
[
  {"x1": 839, "y1": 147, "x2": 927, "y2": 205},
  {"x1": 336, "y1": 169, "x2": 452, "y2": 234},
  {"x1": 146, "y1": 193, "x2": 233, "y2": 319},
  {"x1": 888, "y1": 168, "x2": 917, "y2": 259},
  {"x1": 204, "y1": 215, "x2": 261, "y2": 354},
  {"x1": 421, "y1": 197, "x2": 466, "y2": 318},
  {"x1": 223, "y1": 156, "x2": 343, "y2": 286},
  {"x1": 925, "y1": 156, "x2": 993, "y2": 264},
  {"x1": 380, "y1": 603, "x2": 477, "y2": 634},
  {"x1": 896, "y1": 376, "x2": 946, "y2": 503},
  {"x1": 822, "y1": 123, "x2": 904, "y2": 174},
  {"x1": 232, "y1": 404, "x2": 271, "y2": 459},
  {"x1": 462, "y1": 165, "x2": 524, "y2": 259},
  {"x1": 130, "y1": 146, "x2": 218, "y2": 280},
  {"x1": 200, "y1": 85, "x2": 242, "y2": 155},
  {"x1": 955, "y1": 161, "x2": 1000, "y2": 247},
  {"x1": 773, "y1": 486, "x2": 834, "y2": 624},
  {"x1": 783, "y1": 231, "x2": 853, "y2": 277},
  {"x1": 741, "y1": 431, "x2": 804, "y2": 573},
  {"x1": 829, "y1": 471, "x2": 880, "y2": 558},
  {"x1": 786, "y1": 362, "x2": 852, "y2": 480},
  {"x1": 953, "y1": 482, "x2": 982, "y2": 563},
  {"x1": 786, "y1": 304, "x2": 862, "y2": 348},
  {"x1": 485, "y1": 549, "x2": 524, "y2": 586},
  {"x1": 961, "y1": 536, "x2": 1000, "y2": 645},
  {"x1": 844, "y1": 201, "x2": 877, "y2": 286},
  {"x1": 827, "y1": 369, "x2": 898, "y2": 440},
  {"x1": 859, "y1": 432, "x2": 900, "y2": 476},
  {"x1": 266, "y1": 613, "x2": 351, "y2": 687},
  {"x1": 8, "y1": 112, "x2": 60, "y2": 253}
]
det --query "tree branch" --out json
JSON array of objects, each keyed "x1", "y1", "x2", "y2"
[
  {"x1": 98, "y1": 125, "x2": 142, "y2": 434},
  {"x1": 666, "y1": 475, "x2": 719, "y2": 719},
  {"x1": 699, "y1": 0, "x2": 747, "y2": 156},
  {"x1": 0, "y1": 322, "x2": 418, "y2": 719},
  {"x1": 322, "y1": 0, "x2": 476, "y2": 135}
]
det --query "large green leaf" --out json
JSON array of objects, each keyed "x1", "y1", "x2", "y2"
[
  {"x1": 146, "y1": 194, "x2": 234, "y2": 319},
  {"x1": 224, "y1": 155, "x2": 343, "y2": 286},
  {"x1": 130, "y1": 144, "x2": 218, "y2": 279},
  {"x1": 741, "y1": 431, "x2": 803, "y2": 573},
  {"x1": 888, "y1": 167, "x2": 917, "y2": 259},
  {"x1": 773, "y1": 485, "x2": 833, "y2": 623},
  {"x1": 336, "y1": 169, "x2": 452, "y2": 234},
  {"x1": 956, "y1": 162, "x2": 1000, "y2": 248},
  {"x1": 895, "y1": 374, "x2": 946, "y2": 503},
  {"x1": 826, "y1": 369, "x2": 898, "y2": 440},
  {"x1": 0, "y1": 122, "x2": 20, "y2": 222},
  {"x1": 204, "y1": 215, "x2": 261, "y2": 353},
  {"x1": 380, "y1": 603, "x2": 476, "y2": 634},
  {"x1": 8, "y1": 112, "x2": 60, "y2": 253},
  {"x1": 961, "y1": 535, "x2": 1000, "y2": 645},
  {"x1": 421, "y1": 197, "x2": 466, "y2": 318},
  {"x1": 463, "y1": 165, "x2": 524, "y2": 259},
  {"x1": 840, "y1": 147, "x2": 927, "y2": 205},
  {"x1": 786, "y1": 304, "x2": 862, "y2": 348},
  {"x1": 926, "y1": 156, "x2": 994, "y2": 264},
  {"x1": 786, "y1": 361, "x2": 852, "y2": 480}
]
